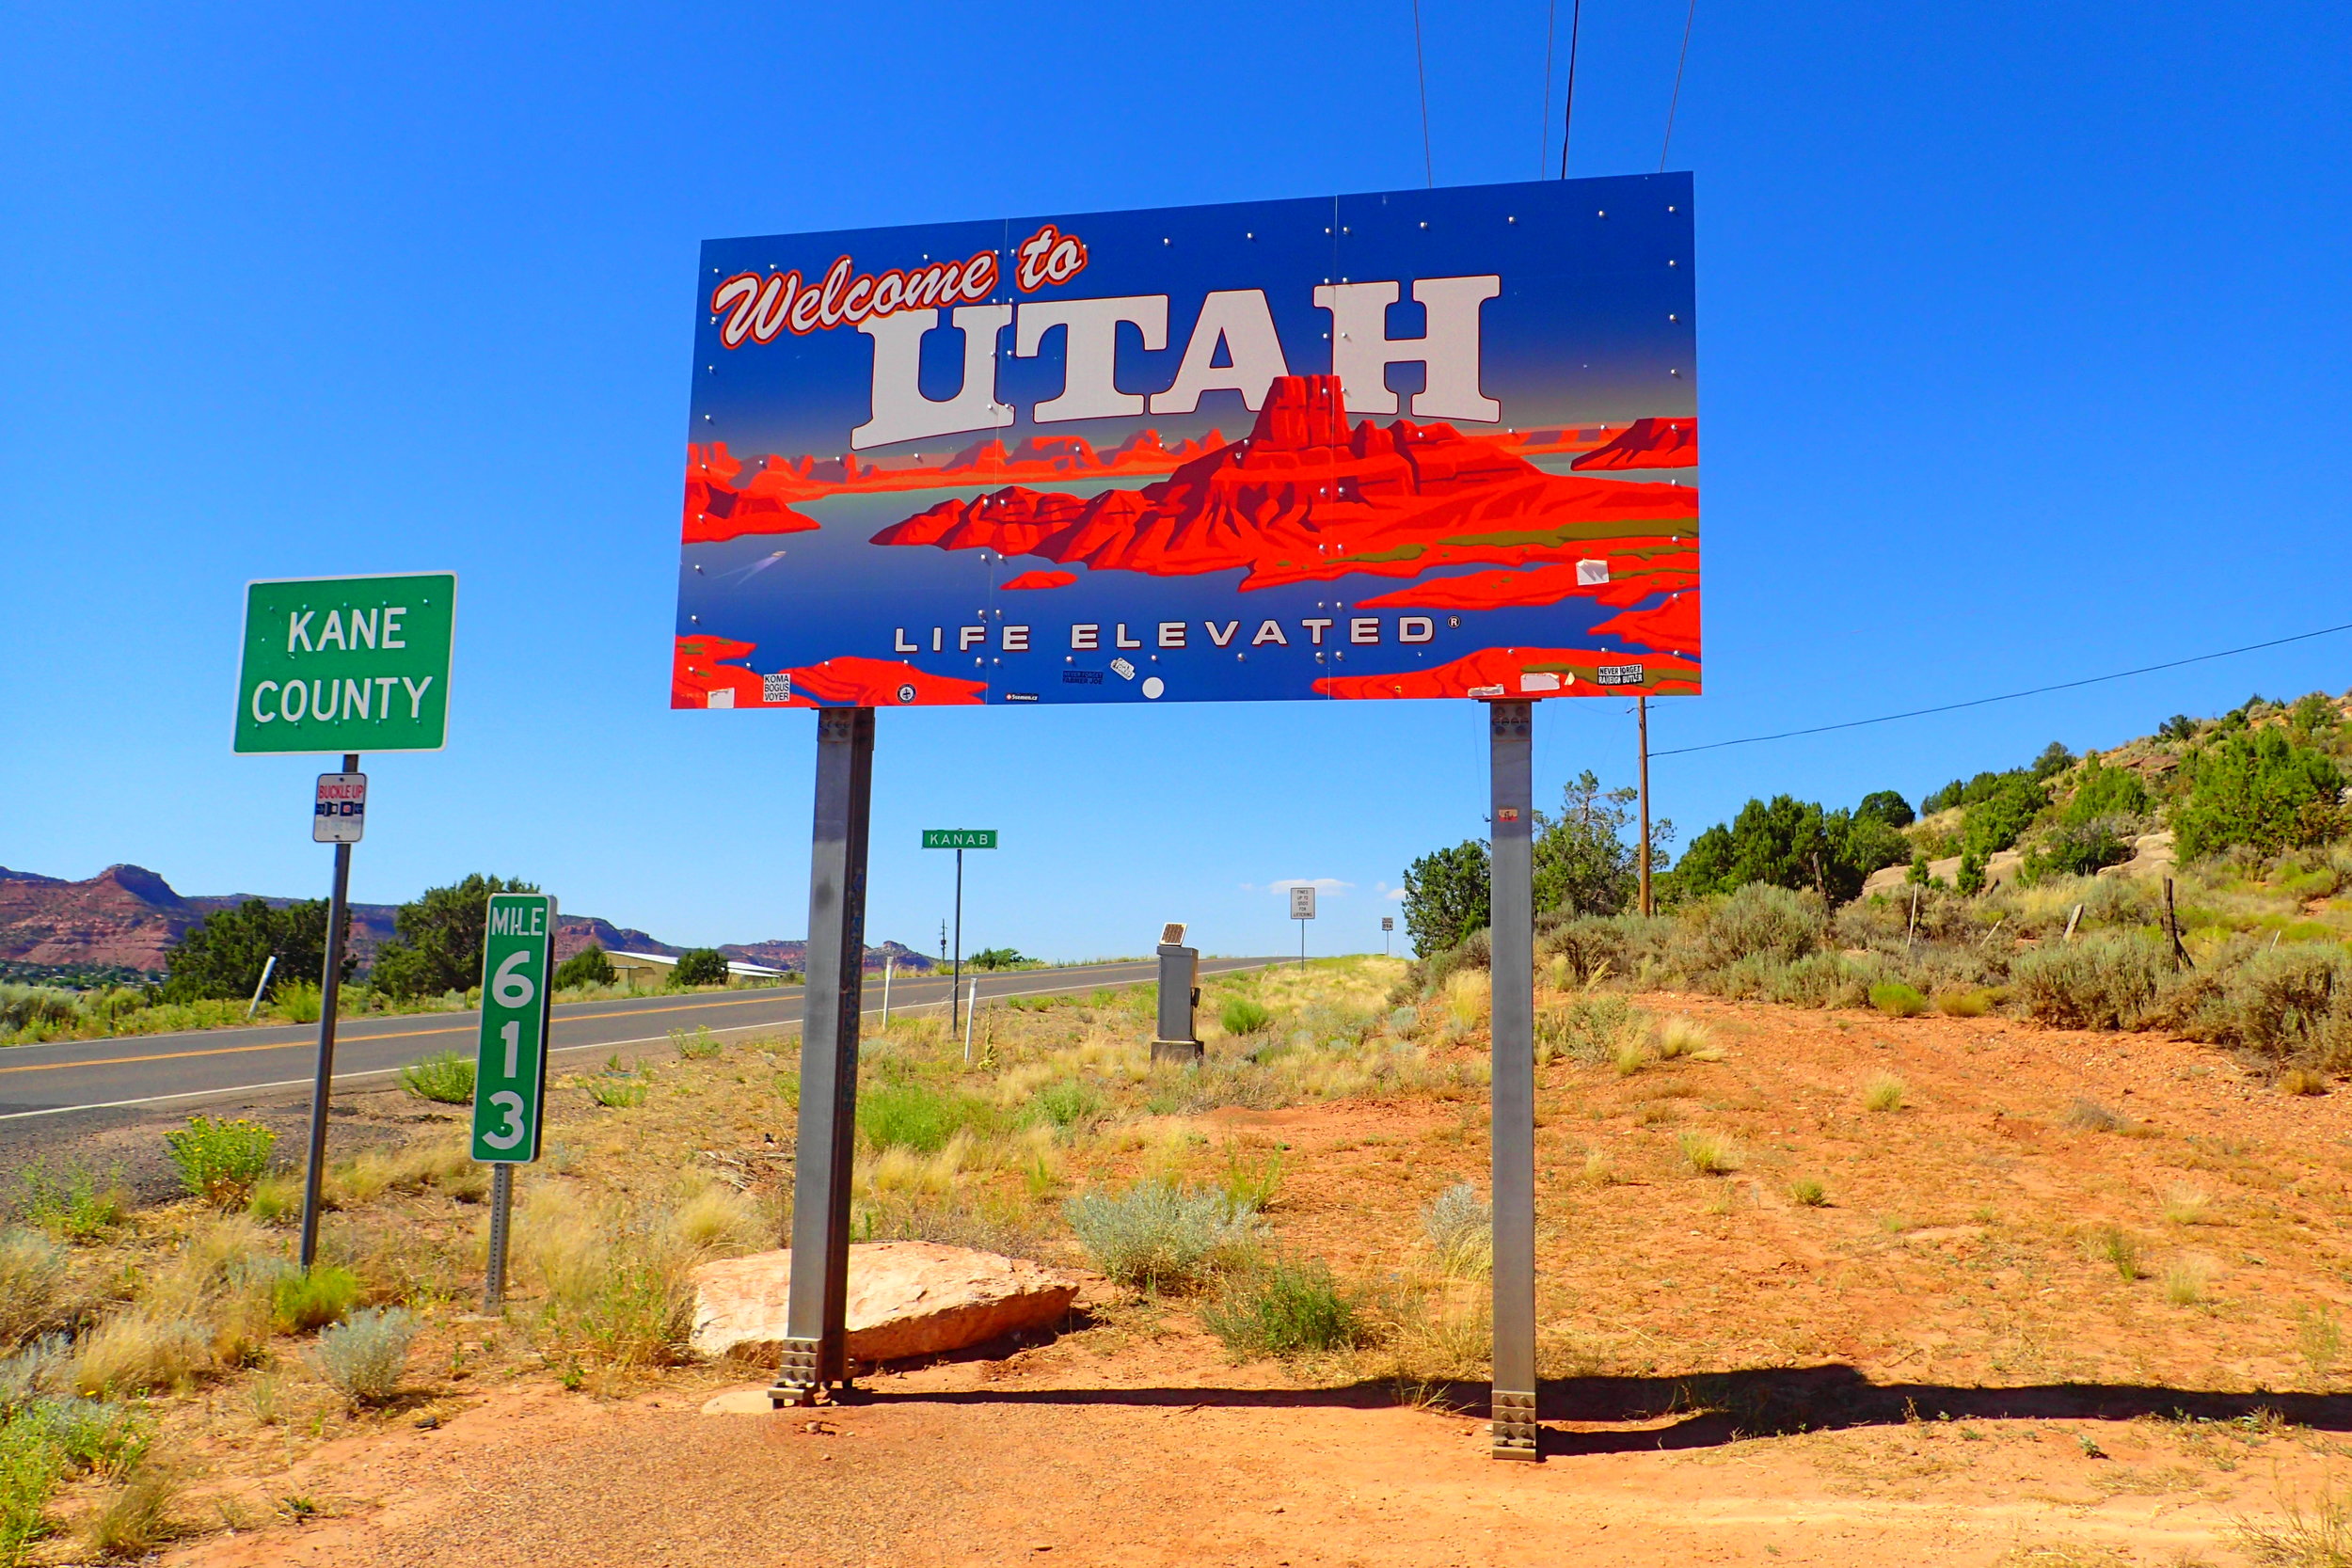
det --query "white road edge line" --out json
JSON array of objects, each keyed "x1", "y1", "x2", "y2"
[{"x1": 0, "y1": 961, "x2": 1274, "y2": 1123}]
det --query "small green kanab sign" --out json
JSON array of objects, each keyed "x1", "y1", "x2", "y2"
[
  {"x1": 470, "y1": 892, "x2": 556, "y2": 1164},
  {"x1": 922, "y1": 829, "x2": 997, "y2": 849},
  {"x1": 235, "y1": 573, "x2": 456, "y2": 753}
]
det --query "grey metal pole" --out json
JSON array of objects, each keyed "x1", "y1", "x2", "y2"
[
  {"x1": 1486, "y1": 701, "x2": 1539, "y2": 1461},
  {"x1": 297, "y1": 751, "x2": 359, "y2": 1272},
  {"x1": 951, "y1": 846, "x2": 963, "y2": 1035},
  {"x1": 483, "y1": 1162, "x2": 513, "y2": 1310},
  {"x1": 773, "y1": 707, "x2": 875, "y2": 1406},
  {"x1": 1637, "y1": 695, "x2": 1653, "y2": 918}
]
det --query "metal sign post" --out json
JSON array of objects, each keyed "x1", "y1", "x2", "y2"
[
  {"x1": 296, "y1": 756, "x2": 360, "y2": 1271},
  {"x1": 1487, "y1": 700, "x2": 1538, "y2": 1460},
  {"x1": 1289, "y1": 884, "x2": 1316, "y2": 969},
  {"x1": 775, "y1": 707, "x2": 876, "y2": 1407},
  {"x1": 237, "y1": 571, "x2": 455, "y2": 1274},
  {"x1": 923, "y1": 830, "x2": 996, "y2": 1035},
  {"x1": 470, "y1": 891, "x2": 557, "y2": 1310}
]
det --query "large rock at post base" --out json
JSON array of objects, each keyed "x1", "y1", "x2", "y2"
[{"x1": 690, "y1": 1242, "x2": 1081, "y2": 1364}]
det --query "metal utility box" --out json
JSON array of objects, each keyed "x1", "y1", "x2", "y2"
[{"x1": 1150, "y1": 922, "x2": 1202, "y2": 1066}]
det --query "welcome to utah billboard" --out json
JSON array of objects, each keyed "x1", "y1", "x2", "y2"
[{"x1": 672, "y1": 173, "x2": 1697, "y2": 709}]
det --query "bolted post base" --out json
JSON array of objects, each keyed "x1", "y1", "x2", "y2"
[
  {"x1": 1149, "y1": 1039, "x2": 1204, "y2": 1068},
  {"x1": 769, "y1": 1337, "x2": 823, "y2": 1409},
  {"x1": 1491, "y1": 1388, "x2": 1539, "y2": 1461}
]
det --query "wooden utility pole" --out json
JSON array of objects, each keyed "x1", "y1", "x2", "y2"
[{"x1": 1637, "y1": 695, "x2": 1654, "y2": 917}]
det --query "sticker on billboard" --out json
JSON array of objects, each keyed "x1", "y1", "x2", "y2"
[{"x1": 673, "y1": 175, "x2": 1699, "y2": 707}]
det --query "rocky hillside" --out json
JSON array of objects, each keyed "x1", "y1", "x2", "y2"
[{"x1": 0, "y1": 864, "x2": 932, "y2": 979}]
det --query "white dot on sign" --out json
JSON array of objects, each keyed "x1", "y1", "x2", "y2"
[{"x1": 1141, "y1": 677, "x2": 1165, "y2": 700}]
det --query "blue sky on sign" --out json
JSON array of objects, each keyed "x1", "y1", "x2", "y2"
[{"x1": 3, "y1": 1, "x2": 2348, "y2": 962}]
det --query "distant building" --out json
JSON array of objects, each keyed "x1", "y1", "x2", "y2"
[{"x1": 608, "y1": 951, "x2": 794, "y2": 988}]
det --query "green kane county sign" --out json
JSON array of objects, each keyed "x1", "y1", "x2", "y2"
[{"x1": 234, "y1": 573, "x2": 456, "y2": 753}]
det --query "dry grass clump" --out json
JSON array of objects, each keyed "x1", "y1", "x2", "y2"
[
  {"x1": 1677, "y1": 1131, "x2": 1738, "y2": 1176},
  {"x1": 511, "y1": 1185, "x2": 699, "y2": 1372},
  {"x1": 1443, "y1": 970, "x2": 1490, "y2": 1034},
  {"x1": 0, "y1": 1231, "x2": 73, "y2": 1351},
  {"x1": 1422, "y1": 1183, "x2": 1491, "y2": 1276},
  {"x1": 1652, "y1": 1015, "x2": 1718, "y2": 1060},
  {"x1": 71, "y1": 1312, "x2": 215, "y2": 1398},
  {"x1": 2163, "y1": 1186, "x2": 2214, "y2": 1226},
  {"x1": 2082, "y1": 1225, "x2": 2145, "y2": 1281},
  {"x1": 2162, "y1": 1259, "x2": 2207, "y2": 1307},
  {"x1": 1864, "y1": 1074, "x2": 1907, "y2": 1113},
  {"x1": 1936, "y1": 989, "x2": 1994, "y2": 1018},
  {"x1": 1788, "y1": 1176, "x2": 1828, "y2": 1207},
  {"x1": 83, "y1": 1460, "x2": 182, "y2": 1557},
  {"x1": 2280, "y1": 1065, "x2": 2329, "y2": 1096}
]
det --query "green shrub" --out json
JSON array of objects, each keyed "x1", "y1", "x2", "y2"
[
  {"x1": 1062, "y1": 1182, "x2": 1263, "y2": 1291},
  {"x1": 163, "y1": 1117, "x2": 276, "y2": 1209},
  {"x1": 585, "y1": 1072, "x2": 649, "y2": 1109},
  {"x1": 159, "y1": 897, "x2": 350, "y2": 1005},
  {"x1": 2171, "y1": 942, "x2": 2352, "y2": 1060},
  {"x1": 12, "y1": 1164, "x2": 126, "y2": 1243},
  {"x1": 1032, "y1": 1079, "x2": 1104, "y2": 1132},
  {"x1": 1202, "y1": 1257, "x2": 1367, "y2": 1358},
  {"x1": 0, "y1": 987, "x2": 79, "y2": 1036},
  {"x1": 967, "y1": 947, "x2": 1026, "y2": 971},
  {"x1": 275, "y1": 981, "x2": 324, "y2": 1023},
  {"x1": 672, "y1": 948, "x2": 729, "y2": 988},
  {"x1": 370, "y1": 875, "x2": 540, "y2": 999},
  {"x1": 553, "y1": 946, "x2": 615, "y2": 989},
  {"x1": 1218, "y1": 1147, "x2": 1284, "y2": 1212},
  {"x1": 858, "y1": 1082, "x2": 988, "y2": 1153},
  {"x1": 1788, "y1": 1177, "x2": 1828, "y2": 1207},
  {"x1": 395, "y1": 1051, "x2": 476, "y2": 1104},
  {"x1": 271, "y1": 1266, "x2": 360, "y2": 1335},
  {"x1": 1701, "y1": 883, "x2": 1823, "y2": 967},
  {"x1": 1403, "y1": 840, "x2": 1491, "y2": 958},
  {"x1": 670, "y1": 1026, "x2": 723, "y2": 1059},
  {"x1": 1868, "y1": 981, "x2": 1927, "y2": 1018},
  {"x1": 2010, "y1": 935, "x2": 2167, "y2": 1030},
  {"x1": 1219, "y1": 996, "x2": 1273, "y2": 1036},
  {"x1": 310, "y1": 1307, "x2": 417, "y2": 1405},
  {"x1": 2023, "y1": 817, "x2": 2135, "y2": 881},
  {"x1": 0, "y1": 1399, "x2": 152, "y2": 1565},
  {"x1": 1422, "y1": 1182, "x2": 1491, "y2": 1275},
  {"x1": 2173, "y1": 731, "x2": 2345, "y2": 860}
]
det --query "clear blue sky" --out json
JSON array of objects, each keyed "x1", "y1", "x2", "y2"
[{"x1": 4, "y1": 2, "x2": 2347, "y2": 962}]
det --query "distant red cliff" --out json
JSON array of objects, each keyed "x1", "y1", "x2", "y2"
[
  {"x1": 869, "y1": 376, "x2": 1696, "y2": 591},
  {"x1": 680, "y1": 429, "x2": 1227, "y2": 545},
  {"x1": 1571, "y1": 417, "x2": 1696, "y2": 470}
]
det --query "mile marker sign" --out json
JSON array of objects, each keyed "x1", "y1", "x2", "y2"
[
  {"x1": 235, "y1": 573, "x2": 456, "y2": 753},
  {"x1": 470, "y1": 893, "x2": 557, "y2": 1164}
]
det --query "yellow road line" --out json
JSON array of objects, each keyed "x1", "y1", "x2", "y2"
[{"x1": 0, "y1": 990, "x2": 812, "y2": 1076}]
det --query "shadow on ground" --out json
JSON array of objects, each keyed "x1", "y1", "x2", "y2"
[{"x1": 852, "y1": 1365, "x2": 2352, "y2": 1456}]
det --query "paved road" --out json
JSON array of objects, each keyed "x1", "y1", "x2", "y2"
[{"x1": 0, "y1": 958, "x2": 1278, "y2": 1132}]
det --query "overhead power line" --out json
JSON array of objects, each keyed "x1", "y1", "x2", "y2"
[
  {"x1": 1411, "y1": 0, "x2": 1434, "y2": 187},
  {"x1": 1558, "y1": 0, "x2": 1582, "y2": 178},
  {"x1": 1648, "y1": 621, "x2": 2352, "y2": 759},
  {"x1": 1660, "y1": 0, "x2": 1694, "y2": 170}
]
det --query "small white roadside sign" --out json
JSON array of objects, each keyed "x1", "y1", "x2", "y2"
[
  {"x1": 1289, "y1": 885, "x2": 1317, "y2": 920},
  {"x1": 313, "y1": 772, "x2": 368, "y2": 844}
]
